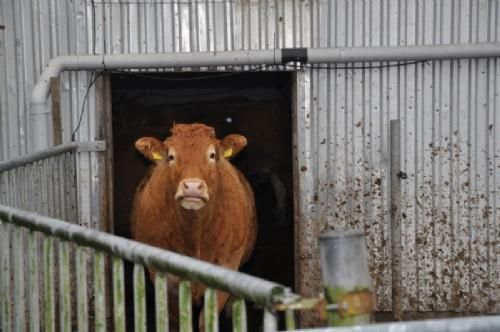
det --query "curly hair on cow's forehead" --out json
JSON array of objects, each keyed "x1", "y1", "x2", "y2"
[{"x1": 170, "y1": 123, "x2": 216, "y2": 139}]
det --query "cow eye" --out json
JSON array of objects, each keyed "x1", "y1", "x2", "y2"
[
  {"x1": 168, "y1": 154, "x2": 175, "y2": 162},
  {"x1": 209, "y1": 152, "x2": 216, "y2": 160}
]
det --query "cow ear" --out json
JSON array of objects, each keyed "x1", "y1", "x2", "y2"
[
  {"x1": 220, "y1": 134, "x2": 247, "y2": 159},
  {"x1": 135, "y1": 137, "x2": 166, "y2": 163}
]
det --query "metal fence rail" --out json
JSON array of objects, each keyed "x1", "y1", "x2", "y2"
[
  {"x1": 0, "y1": 141, "x2": 108, "y2": 332},
  {"x1": 3, "y1": 199, "x2": 497, "y2": 332},
  {"x1": 1, "y1": 142, "x2": 498, "y2": 332},
  {"x1": 0, "y1": 144, "x2": 78, "y2": 221},
  {"x1": 0, "y1": 141, "x2": 300, "y2": 332},
  {"x1": 0, "y1": 141, "x2": 105, "y2": 221},
  {"x1": 0, "y1": 203, "x2": 297, "y2": 331}
]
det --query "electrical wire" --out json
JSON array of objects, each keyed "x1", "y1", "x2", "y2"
[
  {"x1": 284, "y1": 60, "x2": 428, "y2": 70},
  {"x1": 71, "y1": 0, "x2": 98, "y2": 141},
  {"x1": 70, "y1": 0, "x2": 429, "y2": 138},
  {"x1": 107, "y1": 65, "x2": 276, "y2": 81},
  {"x1": 107, "y1": 60, "x2": 427, "y2": 82},
  {"x1": 70, "y1": 56, "x2": 427, "y2": 139},
  {"x1": 71, "y1": 71, "x2": 103, "y2": 141}
]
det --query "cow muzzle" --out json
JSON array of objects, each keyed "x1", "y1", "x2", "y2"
[{"x1": 175, "y1": 178, "x2": 210, "y2": 210}]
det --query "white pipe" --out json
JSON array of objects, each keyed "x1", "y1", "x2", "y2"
[
  {"x1": 307, "y1": 42, "x2": 500, "y2": 63},
  {"x1": 31, "y1": 51, "x2": 281, "y2": 107},
  {"x1": 30, "y1": 43, "x2": 500, "y2": 152},
  {"x1": 30, "y1": 50, "x2": 281, "y2": 151}
]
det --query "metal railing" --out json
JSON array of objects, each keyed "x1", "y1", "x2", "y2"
[
  {"x1": 0, "y1": 203, "x2": 298, "y2": 331},
  {"x1": 0, "y1": 142, "x2": 299, "y2": 332},
  {"x1": 0, "y1": 141, "x2": 106, "y2": 221},
  {"x1": 1, "y1": 142, "x2": 499, "y2": 332}
]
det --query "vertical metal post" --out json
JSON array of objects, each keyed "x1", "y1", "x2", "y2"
[
  {"x1": 41, "y1": 159, "x2": 49, "y2": 216},
  {"x1": 204, "y1": 288, "x2": 218, "y2": 332},
  {"x1": 232, "y1": 299, "x2": 247, "y2": 332},
  {"x1": 10, "y1": 169, "x2": 17, "y2": 208},
  {"x1": 56, "y1": 155, "x2": 64, "y2": 219},
  {"x1": 390, "y1": 119, "x2": 403, "y2": 319},
  {"x1": 262, "y1": 308, "x2": 278, "y2": 332},
  {"x1": 112, "y1": 257, "x2": 126, "y2": 332},
  {"x1": 29, "y1": 230, "x2": 40, "y2": 332},
  {"x1": 94, "y1": 251, "x2": 107, "y2": 331},
  {"x1": 59, "y1": 240, "x2": 71, "y2": 331},
  {"x1": 179, "y1": 280, "x2": 193, "y2": 332},
  {"x1": 50, "y1": 156, "x2": 60, "y2": 218},
  {"x1": 0, "y1": 221, "x2": 12, "y2": 331},
  {"x1": 14, "y1": 227, "x2": 26, "y2": 331},
  {"x1": 33, "y1": 161, "x2": 41, "y2": 215},
  {"x1": 285, "y1": 309, "x2": 296, "y2": 330},
  {"x1": 65, "y1": 151, "x2": 78, "y2": 223},
  {"x1": 134, "y1": 264, "x2": 147, "y2": 332},
  {"x1": 76, "y1": 246, "x2": 89, "y2": 332},
  {"x1": 43, "y1": 236, "x2": 55, "y2": 332},
  {"x1": 155, "y1": 272, "x2": 169, "y2": 332},
  {"x1": 0, "y1": 171, "x2": 8, "y2": 205},
  {"x1": 19, "y1": 166, "x2": 27, "y2": 210}
]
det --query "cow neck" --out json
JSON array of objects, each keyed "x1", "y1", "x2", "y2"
[{"x1": 174, "y1": 199, "x2": 216, "y2": 258}]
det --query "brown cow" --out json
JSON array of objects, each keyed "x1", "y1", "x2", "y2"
[{"x1": 130, "y1": 123, "x2": 257, "y2": 329}]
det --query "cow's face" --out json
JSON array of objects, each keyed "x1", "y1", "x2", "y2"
[{"x1": 135, "y1": 124, "x2": 247, "y2": 211}]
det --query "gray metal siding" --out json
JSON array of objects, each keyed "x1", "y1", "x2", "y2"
[
  {"x1": 298, "y1": 58, "x2": 500, "y2": 313},
  {"x1": 0, "y1": 0, "x2": 309, "y2": 160},
  {"x1": 0, "y1": 0, "x2": 499, "y2": 317},
  {"x1": 294, "y1": 0, "x2": 499, "y2": 314}
]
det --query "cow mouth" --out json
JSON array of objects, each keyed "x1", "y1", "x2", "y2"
[{"x1": 177, "y1": 195, "x2": 208, "y2": 210}]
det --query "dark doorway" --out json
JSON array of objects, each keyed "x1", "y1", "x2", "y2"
[{"x1": 111, "y1": 71, "x2": 294, "y2": 330}]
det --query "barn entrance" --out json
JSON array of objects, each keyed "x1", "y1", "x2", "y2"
[{"x1": 110, "y1": 71, "x2": 294, "y2": 329}]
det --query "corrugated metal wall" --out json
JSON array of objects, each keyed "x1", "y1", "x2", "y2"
[
  {"x1": 0, "y1": 0, "x2": 498, "y2": 318},
  {"x1": 295, "y1": 0, "x2": 500, "y2": 315},
  {"x1": 0, "y1": 0, "x2": 310, "y2": 159},
  {"x1": 0, "y1": 0, "x2": 105, "y2": 230}
]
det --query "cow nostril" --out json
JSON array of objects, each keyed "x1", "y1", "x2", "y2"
[{"x1": 182, "y1": 180, "x2": 205, "y2": 191}]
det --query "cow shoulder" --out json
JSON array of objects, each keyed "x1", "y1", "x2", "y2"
[
  {"x1": 131, "y1": 166, "x2": 178, "y2": 251},
  {"x1": 208, "y1": 162, "x2": 257, "y2": 266}
]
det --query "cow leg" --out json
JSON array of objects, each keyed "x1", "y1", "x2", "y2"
[{"x1": 214, "y1": 290, "x2": 231, "y2": 313}]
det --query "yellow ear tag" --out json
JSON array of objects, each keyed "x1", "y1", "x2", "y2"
[
  {"x1": 224, "y1": 148, "x2": 233, "y2": 158},
  {"x1": 152, "y1": 152, "x2": 163, "y2": 161}
]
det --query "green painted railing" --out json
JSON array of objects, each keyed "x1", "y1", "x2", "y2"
[
  {"x1": 0, "y1": 143, "x2": 300, "y2": 332},
  {"x1": 0, "y1": 204, "x2": 298, "y2": 332},
  {"x1": 1, "y1": 143, "x2": 500, "y2": 332}
]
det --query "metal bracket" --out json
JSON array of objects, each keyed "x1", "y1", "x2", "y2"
[{"x1": 281, "y1": 48, "x2": 308, "y2": 64}]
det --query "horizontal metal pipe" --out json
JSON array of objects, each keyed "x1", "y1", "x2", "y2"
[
  {"x1": 0, "y1": 204, "x2": 296, "y2": 307},
  {"x1": 32, "y1": 43, "x2": 500, "y2": 108},
  {"x1": 31, "y1": 50, "x2": 280, "y2": 107},
  {"x1": 295, "y1": 315, "x2": 500, "y2": 332},
  {"x1": 30, "y1": 43, "x2": 500, "y2": 152},
  {"x1": 0, "y1": 141, "x2": 105, "y2": 172},
  {"x1": 30, "y1": 50, "x2": 279, "y2": 151},
  {"x1": 307, "y1": 42, "x2": 500, "y2": 63}
]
